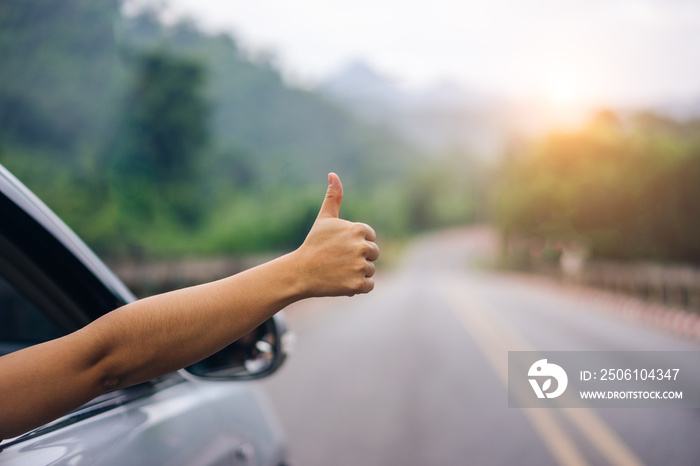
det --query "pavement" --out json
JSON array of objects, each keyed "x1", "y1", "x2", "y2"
[{"x1": 259, "y1": 227, "x2": 700, "y2": 466}]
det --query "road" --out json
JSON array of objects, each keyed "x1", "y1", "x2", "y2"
[{"x1": 259, "y1": 227, "x2": 700, "y2": 466}]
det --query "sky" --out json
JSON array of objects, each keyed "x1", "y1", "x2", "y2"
[{"x1": 141, "y1": 0, "x2": 700, "y2": 109}]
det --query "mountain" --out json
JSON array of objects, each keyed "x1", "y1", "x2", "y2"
[
  {"x1": 321, "y1": 61, "x2": 402, "y2": 107},
  {"x1": 118, "y1": 17, "x2": 418, "y2": 190},
  {"x1": 318, "y1": 61, "x2": 515, "y2": 158},
  {"x1": 654, "y1": 97, "x2": 700, "y2": 121}
]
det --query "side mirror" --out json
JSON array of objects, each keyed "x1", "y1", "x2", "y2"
[{"x1": 180, "y1": 312, "x2": 292, "y2": 381}]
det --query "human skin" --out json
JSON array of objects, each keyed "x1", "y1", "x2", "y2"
[{"x1": 0, "y1": 172, "x2": 379, "y2": 440}]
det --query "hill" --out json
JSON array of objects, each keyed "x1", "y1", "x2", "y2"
[{"x1": 0, "y1": 4, "x2": 429, "y2": 256}]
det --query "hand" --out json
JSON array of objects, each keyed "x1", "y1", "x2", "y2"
[{"x1": 293, "y1": 173, "x2": 379, "y2": 297}]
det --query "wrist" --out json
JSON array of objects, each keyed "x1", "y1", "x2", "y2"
[{"x1": 275, "y1": 249, "x2": 312, "y2": 302}]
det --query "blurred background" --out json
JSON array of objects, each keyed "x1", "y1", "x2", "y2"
[
  {"x1": 2, "y1": 1, "x2": 700, "y2": 464},
  {"x1": 2, "y1": 0, "x2": 699, "y2": 268}
]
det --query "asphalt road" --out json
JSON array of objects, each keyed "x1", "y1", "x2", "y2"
[{"x1": 259, "y1": 227, "x2": 700, "y2": 466}]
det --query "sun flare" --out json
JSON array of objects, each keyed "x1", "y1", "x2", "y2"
[
  {"x1": 544, "y1": 74, "x2": 582, "y2": 106},
  {"x1": 549, "y1": 81, "x2": 576, "y2": 105}
]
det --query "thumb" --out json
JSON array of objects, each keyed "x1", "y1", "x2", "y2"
[{"x1": 317, "y1": 172, "x2": 343, "y2": 219}]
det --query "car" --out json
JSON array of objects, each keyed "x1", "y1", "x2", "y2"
[{"x1": 0, "y1": 163, "x2": 291, "y2": 465}]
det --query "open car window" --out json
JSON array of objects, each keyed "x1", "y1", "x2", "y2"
[{"x1": 0, "y1": 273, "x2": 64, "y2": 356}]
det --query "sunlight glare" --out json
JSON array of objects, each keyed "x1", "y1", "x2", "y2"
[{"x1": 544, "y1": 73, "x2": 582, "y2": 107}]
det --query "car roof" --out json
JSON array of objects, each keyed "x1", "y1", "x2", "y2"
[{"x1": 0, "y1": 163, "x2": 135, "y2": 322}]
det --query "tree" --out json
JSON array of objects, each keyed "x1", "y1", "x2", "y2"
[
  {"x1": 493, "y1": 111, "x2": 700, "y2": 265},
  {"x1": 108, "y1": 48, "x2": 209, "y2": 252},
  {"x1": 0, "y1": 0, "x2": 121, "y2": 151}
]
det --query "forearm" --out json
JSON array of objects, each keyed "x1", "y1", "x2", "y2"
[
  {"x1": 0, "y1": 253, "x2": 302, "y2": 440},
  {"x1": 92, "y1": 252, "x2": 303, "y2": 389}
]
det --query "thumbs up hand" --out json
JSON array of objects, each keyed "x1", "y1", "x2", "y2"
[
  {"x1": 317, "y1": 172, "x2": 344, "y2": 220},
  {"x1": 293, "y1": 173, "x2": 379, "y2": 298}
]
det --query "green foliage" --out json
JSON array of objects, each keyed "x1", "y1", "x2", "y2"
[
  {"x1": 107, "y1": 48, "x2": 209, "y2": 248},
  {"x1": 493, "y1": 111, "x2": 700, "y2": 264},
  {"x1": 0, "y1": 4, "x2": 483, "y2": 259},
  {"x1": 198, "y1": 186, "x2": 320, "y2": 254},
  {"x1": 402, "y1": 154, "x2": 479, "y2": 232},
  {"x1": 0, "y1": 0, "x2": 122, "y2": 152}
]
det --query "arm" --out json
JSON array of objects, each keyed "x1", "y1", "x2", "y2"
[{"x1": 0, "y1": 173, "x2": 379, "y2": 440}]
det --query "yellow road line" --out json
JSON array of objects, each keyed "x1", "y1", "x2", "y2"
[
  {"x1": 438, "y1": 274, "x2": 589, "y2": 466},
  {"x1": 435, "y1": 273, "x2": 644, "y2": 466},
  {"x1": 561, "y1": 408, "x2": 644, "y2": 466}
]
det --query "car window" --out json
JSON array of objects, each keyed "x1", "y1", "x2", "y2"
[{"x1": 0, "y1": 273, "x2": 64, "y2": 356}]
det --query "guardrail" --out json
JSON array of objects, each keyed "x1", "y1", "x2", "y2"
[
  {"x1": 535, "y1": 260, "x2": 700, "y2": 312},
  {"x1": 107, "y1": 255, "x2": 274, "y2": 297}
]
